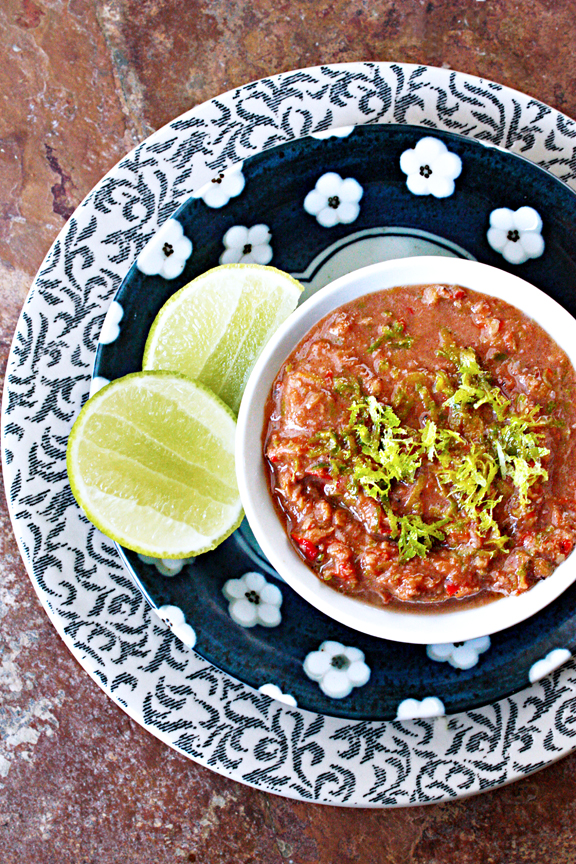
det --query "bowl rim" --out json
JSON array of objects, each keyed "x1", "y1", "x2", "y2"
[{"x1": 236, "y1": 256, "x2": 576, "y2": 644}]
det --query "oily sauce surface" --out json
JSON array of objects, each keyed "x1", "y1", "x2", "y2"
[{"x1": 264, "y1": 284, "x2": 576, "y2": 608}]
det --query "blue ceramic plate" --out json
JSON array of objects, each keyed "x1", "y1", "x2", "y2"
[{"x1": 93, "y1": 124, "x2": 576, "y2": 720}]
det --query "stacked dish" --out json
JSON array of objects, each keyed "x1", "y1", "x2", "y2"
[{"x1": 6, "y1": 64, "x2": 576, "y2": 805}]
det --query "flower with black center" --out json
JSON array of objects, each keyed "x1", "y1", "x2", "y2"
[
  {"x1": 400, "y1": 137, "x2": 462, "y2": 198},
  {"x1": 304, "y1": 172, "x2": 363, "y2": 227},
  {"x1": 156, "y1": 604, "x2": 196, "y2": 649},
  {"x1": 396, "y1": 696, "x2": 445, "y2": 720},
  {"x1": 99, "y1": 300, "x2": 124, "y2": 345},
  {"x1": 219, "y1": 224, "x2": 273, "y2": 264},
  {"x1": 303, "y1": 640, "x2": 370, "y2": 699},
  {"x1": 529, "y1": 648, "x2": 571, "y2": 683},
  {"x1": 136, "y1": 218, "x2": 193, "y2": 279},
  {"x1": 487, "y1": 206, "x2": 545, "y2": 264},
  {"x1": 258, "y1": 683, "x2": 298, "y2": 707},
  {"x1": 138, "y1": 553, "x2": 194, "y2": 577},
  {"x1": 192, "y1": 163, "x2": 245, "y2": 208},
  {"x1": 222, "y1": 572, "x2": 283, "y2": 628}
]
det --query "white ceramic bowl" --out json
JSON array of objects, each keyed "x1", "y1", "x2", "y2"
[{"x1": 236, "y1": 257, "x2": 576, "y2": 643}]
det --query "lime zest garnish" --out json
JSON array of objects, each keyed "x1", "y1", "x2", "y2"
[
  {"x1": 439, "y1": 444, "x2": 498, "y2": 516},
  {"x1": 347, "y1": 397, "x2": 422, "y2": 502},
  {"x1": 306, "y1": 338, "x2": 553, "y2": 561},
  {"x1": 489, "y1": 414, "x2": 550, "y2": 508},
  {"x1": 420, "y1": 419, "x2": 437, "y2": 460},
  {"x1": 387, "y1": 511, "x2": 449, "y2": 561},
  {"x1": 333, "y1": 375, "x2": 362, "y2": 398},
  {"x1": 438, "y1": 331, "x2": 510, "y2": 421},
  {"x1": 368, "y1": 317, "x2": 414, "y2": 352}
]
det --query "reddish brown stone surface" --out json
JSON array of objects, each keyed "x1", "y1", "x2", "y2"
[{"x1": 2, "y1": 0, "x2": 576, "y2": 861}]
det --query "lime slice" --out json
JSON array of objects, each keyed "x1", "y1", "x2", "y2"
[
  {"x1": 67, "y1": 371, "x2": 243, "y2": 558},
  {"x1": 142, "y1": 263, "x2": 303, "y2": 413}
]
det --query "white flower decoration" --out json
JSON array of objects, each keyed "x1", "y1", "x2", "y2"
[
  {"x1": 310, "y1": 125, "x2": 355, "y2": 140},
  {"x1": 396, "y1": 696, "x2": 445, "y2": 720},
  {"x1": 219, "y1": 224, "x2": 273, "y2": 265},
  {"x1": 156, "y1": 604, "x2": 196, "y2": 649},
  {"x1": 137, "y1": 554, "x2": 193, "y2": 577},
  {"x1": 89, "y1": 376, "x2": 110, "y2": 397},
  {"x1": 192, "y1": 163, "x2": 245, "y2": 209},
  {"x1": 223, "y1": 571, "x2": 282, "y2": 628},
  {"x1": 529, "y1": 648, "x2": 571, "y2": 683},
  {"x1": 304, "y1": 172, "x2": 363, "y2": 227},
  {"x1": 399, "y1": 137, "x2": 462, "y2": 198},
  {"x1": 258, "y1": 683, "x2": 298, "y2": 707},
  {"x1": 486, "y1": 206, "x2": 545, "y2": 264},
  {"x1": 303, "y1": 641, "x2": 370, "y2": 699},
  {"x1": 137, "y1": 218, "x2": 193, "y2": 279},
  {"x1": 99, "y1": 301, "x2": 123, "y2": 345},
  {"x1": 427, "y1": 636, "x2": 491, "y2": 670}
]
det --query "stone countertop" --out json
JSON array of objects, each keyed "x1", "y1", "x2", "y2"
[{"x1": 2, "y1": 1, "x2": 576, "y2": 861}]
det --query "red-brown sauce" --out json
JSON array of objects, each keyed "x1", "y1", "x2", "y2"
[{"x1": 264, "y1": 284, "x2": 576, "y2": 609}]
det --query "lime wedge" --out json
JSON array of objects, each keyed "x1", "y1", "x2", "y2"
[
  {"x1": 142, "y1": 263, "x2": 303, "y2": 413},
  {"x1": 67, "y1": 371, "x2": 243, "y2": 558}
]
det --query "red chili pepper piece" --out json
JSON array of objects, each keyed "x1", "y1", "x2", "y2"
[
  {"x1": 307, "y1": 467, "x2": 331, "y2": 479},
  {"x1": 335, "y1": 561, "x2": 356, "y2": 581},
  {"x1": 453, "y1": 289, "x2": 466, "y2": 300},
  {"x1": 560, "y1": 539, "x2": 573, "y2": 555},
  {"x1": 445, "y1": 581, "x2": 459, "y2": 597},
  {"x1": 291, "y1": 534, "x2": 319, "y2": 561}
]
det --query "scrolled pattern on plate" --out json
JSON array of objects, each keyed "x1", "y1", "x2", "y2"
[{"x1": 4, "y1": 63, "x2": 576, "y2": 806}]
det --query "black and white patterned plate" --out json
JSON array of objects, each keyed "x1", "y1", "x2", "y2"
[
  {"x1": 93, "y1": 122, "x2": 576, "y2": 721},
  {"x1": 4, "y1": 63, "x2": 576, "y2": 805}
]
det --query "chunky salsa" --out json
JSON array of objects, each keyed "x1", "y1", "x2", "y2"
[{"x1": 263, "y1": 284, "x2": 576, "y2": 608}]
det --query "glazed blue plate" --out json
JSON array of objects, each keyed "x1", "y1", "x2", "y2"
[{"x1": 93, "y1": 124, "x2": 576, "y2": 720}]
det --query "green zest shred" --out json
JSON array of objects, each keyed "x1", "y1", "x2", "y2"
[
  {"x1": 368, "y1": 317, "x2": 414, "y2": 352},
  {"x1": 348, "y1": 396, "x2": 421, "y2": 501},
  {"x1": 308, "y1": 337, "x2": 551, "y2": 562},
  {"x1": 490, "y1": 415, "x2": 549, "y2": 507},
  {"x1": 438, "y1": 333, "x2": 510, "y2": 421},
  {"x1": 387, "y1": 510, "x2": 449, "y2": 561}
]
